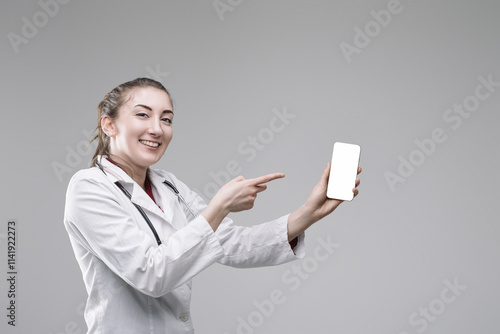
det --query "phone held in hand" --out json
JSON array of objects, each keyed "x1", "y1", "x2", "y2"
[{"x1": 326, "y1": 142, "x2": 361, "y2": 201}]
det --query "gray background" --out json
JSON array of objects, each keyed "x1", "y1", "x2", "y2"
[{"x1": 1, "y1": 0, "x2": 499, "y2": 333}]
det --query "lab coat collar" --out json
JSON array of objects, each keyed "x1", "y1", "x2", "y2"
[
  {"x1": 97, "y1": 156, "x2": 172, "y2": 221},
  {"x1": 97, "y1": 155, "x2": 134, "y2": 184}
]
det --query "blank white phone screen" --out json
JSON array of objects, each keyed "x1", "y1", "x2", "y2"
[{"x1": 326, "y1": 142, "x2": 361, "y2": 201}]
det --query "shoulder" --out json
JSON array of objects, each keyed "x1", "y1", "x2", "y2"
[
  {"x1": 64, "y1": 167, "x2": 123, "y2": 221},
  {"x1": 150, "y1": 168, "x2": 186, "y2": 189},
  {"x1": 149, "y1": 168, "x2": 195, "y2": 197},
  {"x1": 68, "y1": 167, "x2": 106, "y2": 186},
  {"x1": 66, "y1": 167, "x2": 115, "y2": 197},
  {"x1": 149, "y1": 168, "x2": 208, "y2": 211},
  {"x1": 150, "y1": 168, "x2": 187, "y2": 182}
]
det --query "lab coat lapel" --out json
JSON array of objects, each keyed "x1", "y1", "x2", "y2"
[
  {"x1": 98, "y1": 157, "x2": 172, "y2": 223},
  {"x1": 129, "y1": 183, "x2": 167, "y2": 219},
  {"x1": 148, "y1": 171, "x2": 177, "y2": 227}
]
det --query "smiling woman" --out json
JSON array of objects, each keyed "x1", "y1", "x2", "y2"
[
  {"x1": 102, "y1": 88, "x2": 174, "y2": 189},
  {"x1": 63, "y1": 77, "x2": 360, "y2": 334},
  {"x1": 90, "y1": 77, "x2": 174, "y2": 187}
]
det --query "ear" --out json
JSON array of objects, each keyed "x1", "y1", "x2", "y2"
[{"x1": 101, "y1": 115, "x2": 116, "y2": 137}]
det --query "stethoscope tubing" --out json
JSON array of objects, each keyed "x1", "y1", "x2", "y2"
[
  {"x1": 95, "y1": 161, "x2": 197, "y2": 246},
  {"x1": 113, "y1": 180, "x2": 163, "y2": 246}
]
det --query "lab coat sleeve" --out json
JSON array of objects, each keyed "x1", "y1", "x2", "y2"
[
  {"x1": 64, "y1": 170, "x2": 225, "y2": 298},
  {"x1": 161, "y1": 172, "x2": 306, "y2": 268}
]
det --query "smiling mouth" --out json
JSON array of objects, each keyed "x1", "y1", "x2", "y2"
[{"x1": 139, "y1": 140, "x2": 160, "y2": 148}]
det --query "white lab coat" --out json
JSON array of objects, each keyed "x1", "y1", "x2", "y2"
[{"x1": 64, "y1": 156, "x2": 305, "y2": 334}]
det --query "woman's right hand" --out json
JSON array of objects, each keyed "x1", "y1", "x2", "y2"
[{"x1": 202, "y1": 173, "x2": 285, "y2": 231}]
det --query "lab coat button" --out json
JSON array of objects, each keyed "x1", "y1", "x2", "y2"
[{"x1": 179, "y1": 313, "x2": 189, "y2": 322}]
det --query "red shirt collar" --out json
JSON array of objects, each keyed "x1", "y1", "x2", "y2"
[{"x1": 105, "y1": 157, "x2": 157, "y2": 204}]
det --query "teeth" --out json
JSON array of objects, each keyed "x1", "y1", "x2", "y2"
[{"x1": 140, "y1": 140, "x2": 159, "y2": 148}]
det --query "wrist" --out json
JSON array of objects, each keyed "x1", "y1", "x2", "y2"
[
  {"x1": 287, "y1": 205, "x2": 316, "y2": 242},
  {"x1": 298, "y1": 204, "x2": 318, "y2": 225},
  {"x1": 299, "y1": 203, "x2": 320, "y2": 224},
  {"x1": 201, "y1": 198, "x2": 230, "y2": 232},
  {"x1": 208, "y1": 197, "x2": 230, "y2": 217}
]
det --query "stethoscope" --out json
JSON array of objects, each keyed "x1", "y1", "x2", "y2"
[{"x1": 95, "y1": 160, "x2": 197, "y2": 246}]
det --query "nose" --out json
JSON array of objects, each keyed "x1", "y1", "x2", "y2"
[{"x1": 148, "y1": 118, "x2": 162, "y2": 137}]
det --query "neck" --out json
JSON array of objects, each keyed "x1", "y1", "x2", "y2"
[
  {"x1": 106, "y1": 156, "x2": 148, "y2": 190},
  {"x1": 134, "y1": 171, "x2": 148, "y2": 190}
]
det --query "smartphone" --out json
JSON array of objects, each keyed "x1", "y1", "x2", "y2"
[{"x1": 326, "y1": 142, "x2": 361, "y2": 201}]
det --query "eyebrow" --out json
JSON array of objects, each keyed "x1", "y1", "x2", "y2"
[{"x1": 134, "y1": 104, "x2": 174, "y2": 115}]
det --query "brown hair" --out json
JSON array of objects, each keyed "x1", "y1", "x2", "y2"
[{"x1": 89, "y1": 77, "x2": 173, "y2": 170}]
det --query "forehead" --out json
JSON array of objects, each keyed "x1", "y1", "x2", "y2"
[{"x1": 123, "y1": 86, "x2": 172, "y2": 110}]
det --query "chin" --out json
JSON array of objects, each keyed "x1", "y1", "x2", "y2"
[{"x1": 144, "y1": 153, "x2": 164, "y2": 166}]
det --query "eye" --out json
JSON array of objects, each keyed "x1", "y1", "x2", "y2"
[
  {"x1": 136, "y1": 112, "x2": 149, "y2": 118},
  {"x1": 162, "y1": 117, "x2": 173, "y2": 124}
]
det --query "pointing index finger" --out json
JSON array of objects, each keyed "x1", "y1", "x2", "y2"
[{"x1": 248, "y1": 173, "x2": 285, "y2": 186}]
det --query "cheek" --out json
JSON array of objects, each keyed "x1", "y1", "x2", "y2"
[
  {"x1": 164, "y1": 127, "x2": 173, "y2": 141},
  {"x1": 161, "y1": 130, "x2": 173, "y2": 151}
]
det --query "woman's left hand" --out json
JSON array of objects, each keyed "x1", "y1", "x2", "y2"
[
  {"x1": 304, "y1": 163, "x2": 361, "y2": 221},
  {"x1": 287, "y1": 163, "x2": 361, "y2": 241}
]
